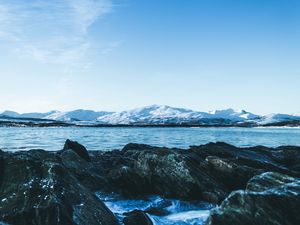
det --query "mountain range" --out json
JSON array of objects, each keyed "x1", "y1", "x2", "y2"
[{"x1": 1, "y1": 105, "x2": 300, "y2": 127}]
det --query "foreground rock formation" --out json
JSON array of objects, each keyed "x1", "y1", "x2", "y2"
[
  {"x1": 207, "y1": 172, "x2": 300, "y2": 225},
  {"x1": 0, "y1": 140, "x2": 300, "y2": 224},
  {"x1": 98, "y1": 142, "x2": 300, "y2": 204},
  {"x1": 0, "y1": 145, "x2": 118, "y2": 225}
]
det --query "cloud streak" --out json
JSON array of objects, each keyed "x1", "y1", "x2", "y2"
[{"x1": 0, "y1": 0, "x2": 113, "y2": 65}]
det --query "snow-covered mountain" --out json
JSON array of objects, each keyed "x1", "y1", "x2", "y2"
[
  {"x1": 21, "y1": 111, "x2": 59, "y2": 119},
  {"x1": 208, "y1": 109, "x2": 260, "y2": 121},
  {"x1": 96, "y1": 105, "x2": 260, "y2": 125},
  {"x1": 44, "y1": 110, "x2": 112, "y2": 122},
  {"x1": 0, "y1": 110, "x2": 58, "y2": 119},
  {"x1": 1, "y1": 110, "x2": 22, "y2": 118},
  {"x1": 258, "y1": 113, "x2": 300, "y2": 125},
  {"x1": 0, "y1": 110, "x2": 112, "y2": 122},
  {"x1": 1, "y1": 105, "x2": 299, "y2": 126},
  {"x1": 97, "y1": 105, "x2": 209, "y2": 124}
]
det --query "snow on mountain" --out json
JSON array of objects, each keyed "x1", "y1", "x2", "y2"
[
  {"x1": 97, "y1": 105, "x2": 210, "y2": 124},
  {"x1": 1, "y1": 106, "x2": 299, "y2": 125},
  {"x1": 0, "y1": 110, "x2": 20, "y2": 118},
  {"x1": 293, "y1": 112, "x2": 300, "y2": 117},
  {"x1": 96, "y1": 105, "x2": 259, "y2": 124},
  {"x1": 0, "y1": 110, "x2": 59, "y2": 119},
  {"x1": 258, "y1": 113, "x2": 300, "y2": 125},
  {"x1": 0, "y1": 109, "x2": 112, "y2": 122},
  {"x1": 209, "y1": 108, "x2": 260, "y2": 121},
  {"x1": 20, "y1": 111, "x2": 59, "y2": 119},
  {"x1": 43, "y1": 110, "x2": 112, "y2": 122},
  {"x1": 97, "y1": 106, "x2": 261, "y2": 125}
]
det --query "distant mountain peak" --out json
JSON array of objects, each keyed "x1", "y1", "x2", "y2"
[
  {"x1": 1, "y1": 110, "x2": 20, "y2": 117},
  {"x1": 208, "y1": 108, "x2": 259, "y2": 121},
  {"x1": 209, "y1": 108, "x2": 248, "y2": 114},
  {"x1": 1, "y1": 105, "x2": 299, "y2": 126},
  {"x1": 293, "y1": 112, "x2": 300, "y2": 117}
]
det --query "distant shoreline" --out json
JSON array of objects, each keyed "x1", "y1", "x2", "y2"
[{"x1": 1, "y1": 120, "x2": 300, "y2": 128}]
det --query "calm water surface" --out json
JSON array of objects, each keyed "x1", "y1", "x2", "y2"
[{"x1": 0, "y1": 127, "x2": 300, "y2": 151}]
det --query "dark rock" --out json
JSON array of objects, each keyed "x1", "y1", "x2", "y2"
[
  {"x1": 0, "y1": 150, "x2": 118, "y2": 225},
  {"x1": 1, "y1": 140, "x2": 300, "y2": 224},
  {"x1": 144, "y1": 207, "x2": 169, "y2": 216},
  {"x1": 123, "y1": 210, "x2": 153, "y2": 225},
  {"x1": 63, "y1": 139, "x2": 91, "y2": 162},
  {"x1": 122, "y1": 143, "x2": 158, "y2": 151},
  {"x1": 0, "y1": 153, "x2": 4, "y2": 188},
  {"x1": 206, "y1": 172, "x2": 300, "y2": 225},
  {"x1": 59, "y1": 148, "x2": 108, "y2": 191},
  {"x1": 99, "y1": 142, "x2": 300, "y2": 204},
  {"x1": 246, "y1": 171, "x2": 297, "y2": 192}
]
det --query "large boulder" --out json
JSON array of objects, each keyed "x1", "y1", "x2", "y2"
[
  {"x1": 103, "y1": 143, "x2": 231, "y2": 203},
  {"x1": 100, "y1": 142, "x2": 300, "y2": 204},
  {"x1": 63, "y1": 139, "x2": 91, "y2": 162},
  {"x1": 0, "y1": 150, "x2": 118, "y2": 225},
  {"x1": 206, "y1": 172, "x2": 300, "y2": 225}
]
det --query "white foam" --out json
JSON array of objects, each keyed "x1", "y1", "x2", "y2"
[
  {"x1": 96, "y1": 193, "x2": 214, "y2": 225},
  {"x1": 150, "y1": 210, "x2": 210, "y2": 225}
]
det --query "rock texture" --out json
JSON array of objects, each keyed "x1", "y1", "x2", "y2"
[
  {"x1": 123, "y1": 210, "x2": 153, "y2": 225},
  {"x1": 0, "y1": 149, "x2": 117, "y2": 225},
  {"x1": 1, "y1": 141, "x2": 300, "y2": 225},
  {"x1": 207, "y1": 172, "x2": 300, "y2": 225},
  {"x1": 96, "y1": 142, "x2": 300, "y2": 204},
  {"x1": 63, "y1": 139, "x2": 91, "y2": 162}
]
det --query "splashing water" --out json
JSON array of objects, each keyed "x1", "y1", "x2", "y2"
[{"x1": 96, "y1": 193, "x2": 215, "y2": 225}]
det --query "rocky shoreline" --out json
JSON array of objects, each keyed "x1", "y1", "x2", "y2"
[{"x1": 0, "y1": 140, "x2": 300, "y2": 225}]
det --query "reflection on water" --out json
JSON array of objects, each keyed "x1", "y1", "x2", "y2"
[{"x1": 0, "y1": 127, "x2": 300, "y2": 151}]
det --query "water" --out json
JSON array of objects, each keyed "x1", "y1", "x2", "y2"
[
  {"x1": 96, "y1": 193, "x2": 215, "y2": 225},
  {"x1": 0, "y1": 127, "x2": 300, "y2": 151},
  {"x1": 2, "y1": 127, "x2": 298, "y2": 224}
]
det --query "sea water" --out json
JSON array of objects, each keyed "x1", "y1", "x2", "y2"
[
  {"x1": 96, "y1": 193, "x2": 215, "y2": 225},
  {"x1": 0, "y1": 127, "x2": 299, "y2": 151}
]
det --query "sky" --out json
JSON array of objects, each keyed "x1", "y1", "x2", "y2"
[{"x1": 0, "y1": 0, "x2": 299, "y2": 115}]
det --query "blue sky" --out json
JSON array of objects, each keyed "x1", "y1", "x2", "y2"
[{"x1": 0, "y1": 0, "x2": 299, "y2": 114}]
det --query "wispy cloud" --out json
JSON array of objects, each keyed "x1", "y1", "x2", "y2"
[{"x1": 0, "y1": 0, "x2": 114, "y2": 65}]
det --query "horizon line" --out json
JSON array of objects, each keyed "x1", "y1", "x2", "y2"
[{"x1": 0, "y1": 104, "x2": 298, "y2": 117}]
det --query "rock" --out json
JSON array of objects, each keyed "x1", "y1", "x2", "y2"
[
  {"x1": 0, "y1": 150, "x2": 118, "y2": 225},
  {"x1": 59, "y1": 148, "x2": 108, "y2": 191},
  {"x1": 122, "y1": 143, "x2": 158, "y2": 151},
  {"x1": 101, "y1": 142, "x2": 300, "y2": 204},
  {"x1": 1, "y1": 141, "x2": 300, "y2": 224},
  {"x1": 123, "y1": 210, "x2": 153, "y2": 225},
  {"x1": 206, "y1": 172, "x2": 300, "y2": 225},
  {"x1": 246, "y1": 171, "x2": 297, "y2": 192},
  {"x1": 63, "y1": 139, "x2": 91, "y2": 162}
]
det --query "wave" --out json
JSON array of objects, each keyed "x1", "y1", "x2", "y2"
[{"x1": 96, "y1": 193, "x2": 215, "y2": 225}]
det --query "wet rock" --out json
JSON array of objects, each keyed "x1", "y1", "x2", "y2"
[
  {"x1": 1, "y1": 141, "x2": 300, "y2": 224},
  {"x1": 101, "y1": 142, "x2": 300, "y2": 204},
  {"x1": 206, "y1": 172, "x2": 300, "y2": 225},
  {"x1": 123, "y1": 210, "x2": 153, "y2": 225},
  {"x1": 246, "y1": 171, "x2": 297, "y2": 192},
  {"x1": 63, "y1": 139, "x2": 91, "y2": 162},
  {"x1": 0, "y1": 150, "x2": 117, "y2": 225}
]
